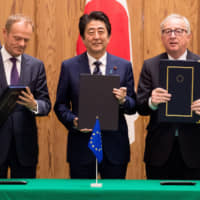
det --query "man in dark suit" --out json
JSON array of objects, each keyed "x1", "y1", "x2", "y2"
[
  {"x1": 137, "y1": 14, "x2": 200, "y2": 180},
  {"x1": 0, "y1": 14, "x2": 51, "y2": 178},
  {"x1": 54, "y1": 11, "x2": 136, "y2": 179}
]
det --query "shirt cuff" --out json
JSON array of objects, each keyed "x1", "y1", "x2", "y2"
[
  {"x1": 31, "y1": 100, "x2": 39, "y2": 114},
  {"x1": 119, "y1": 96, "x2": 127, "y2": 105},
  {"x1": 148, "y1": 97, "x2": 158, "y2": 110}
]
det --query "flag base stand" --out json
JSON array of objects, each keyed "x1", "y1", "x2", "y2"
[
  {"x1": 90, "y1": 183, "x2": 102, "y2": 187},
  {"x1": 90, "y1": 159, "x2": 102, "y2": 188}
]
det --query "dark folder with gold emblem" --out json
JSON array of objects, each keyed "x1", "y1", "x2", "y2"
[{"x1": 158, "y1": 59, "x2": 200, "y2": 123}]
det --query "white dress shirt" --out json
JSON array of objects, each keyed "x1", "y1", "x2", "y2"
[
  {"x1": 87, "y1": 52, "x2": 107, "y2": 75},
  {"x1": 1, "y1": 46, "x2": 21, "y2": 85}
]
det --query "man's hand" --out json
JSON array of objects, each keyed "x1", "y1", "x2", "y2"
[
  {"x1": 151, "y1": 88, "x2": 171, "y2": 106},
  {"x1": 113, "y1": 87, "x2": 127, "y2": 104},
  {"x1": 73, "y1": 117, "x2": 92, "y2": 133},
  {"x1": 17, "y1": 87, "x2": 37, "y2": 111},
  {"x1": 191, "y1": 99, "x2": 200, "y2": 116}
]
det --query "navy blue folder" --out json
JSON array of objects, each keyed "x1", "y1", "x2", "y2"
[{"x1": 159, "y1": 59, "x2": 200, "y2": 123}]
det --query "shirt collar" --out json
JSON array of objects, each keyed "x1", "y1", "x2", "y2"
[
  {"x1": 168, "y1": 50, "x2": 187, "y2": 60},
  {"x1": 87, "y1": 52, "x2": 107, "y2": 66},
  {"x1": 1, "y1": 46, "x2": 22, "y2": 63}
]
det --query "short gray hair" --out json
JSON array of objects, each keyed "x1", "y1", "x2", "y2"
[
  {"x1": 5, "y1": 14, "x2": 34, "y2": 33},
  {"x1": 160, "y1": 14, "x2": 190, "y2": 34}
]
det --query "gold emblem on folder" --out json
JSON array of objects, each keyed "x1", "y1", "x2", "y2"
[{"x1": 176, "y1": 74, "x2": 184, "y2": 83}]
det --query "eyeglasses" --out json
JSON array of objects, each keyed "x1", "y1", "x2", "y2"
[{"x1": 162, "y1": 28, "x2": 188, "y2": 36}]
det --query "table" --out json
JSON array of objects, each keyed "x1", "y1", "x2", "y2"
[{"x1": 0, "y1": 179, "x2": 199, "y2": 200}]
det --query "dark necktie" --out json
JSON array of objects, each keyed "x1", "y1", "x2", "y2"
[
  {"x1": 93, "y1": 61, "x2": 102, "y2": 75},
  {"x1": 10, "y1": 57, "x2": 19, "y2": 85}
]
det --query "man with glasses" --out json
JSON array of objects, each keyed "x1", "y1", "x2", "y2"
[{"x1": 137, "y1": 14, "x2": 200, "y2": 179}]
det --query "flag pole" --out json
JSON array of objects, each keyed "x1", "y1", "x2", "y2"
[
  {"x1": 91, "y1": 158, "x2": 102, "y2": 187},
  {"x1": 90, "y1": 116, "x2": 102, "y2": 188},
  {"x1": 95, "y1": 158, "x2": 98, "y2": 184}
]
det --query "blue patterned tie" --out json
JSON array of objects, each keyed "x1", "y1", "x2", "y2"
[
  {"x1": 93, "y1": 61, "x2": 102, "y2": 75},
  {"x1": 10, "y1": 57, "x2": 19, "y2": 85}
]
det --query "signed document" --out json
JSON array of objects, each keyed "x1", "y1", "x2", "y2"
[
  {"x1": 78, "y1": 74, "x2": 120, "y2": 130},
  {"x1": 159, "y1": 59, "x2": 200, "y2": 123}
]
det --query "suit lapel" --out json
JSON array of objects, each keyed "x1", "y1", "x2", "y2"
[
  {"x1": 19, "y1": 54, "x2": 31, "y2": 85},
  {"x1": 106, "y1": 53, "x2": 118, "y2": 75},
  {"x1": 186, "y1": 50, "x2": 196, "y2": 60},
  {"x1": 161, "y1": 52, "x2": 168, "y2": 59},
  {"x1": 79, "y1": 52, "x2": 91, "y2": 74},
  {"x1": 0, "y1": 53, "x2": 8, "y2": 92}
]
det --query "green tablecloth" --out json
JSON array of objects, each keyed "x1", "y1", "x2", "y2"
[{"x1": 0, "y1": 179, "x2": 199, "y2": 200}]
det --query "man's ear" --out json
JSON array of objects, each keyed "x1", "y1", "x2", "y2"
[
  {"x1": 187, "y1": 32, "x2": 192, "y2": 41},
  {"x1": 81, "y1": 36, "x2": 87, "y2": 47}
]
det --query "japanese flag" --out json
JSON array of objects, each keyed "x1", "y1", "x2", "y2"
[{"x1": 76, "y1": 0, "x2": 138, "y2": 143}]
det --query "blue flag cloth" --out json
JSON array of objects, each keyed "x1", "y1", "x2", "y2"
[{"x1": 88, "y1": 118, "x2": 103, "y2": 163}]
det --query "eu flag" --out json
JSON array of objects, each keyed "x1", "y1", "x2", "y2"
[{"x1": 88, "y1": 118, "x2": 103, "y2": 163}]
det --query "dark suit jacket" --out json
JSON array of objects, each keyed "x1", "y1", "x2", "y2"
[
  {"x1": 136, "y1": 50, "x2": 200, "y2": 168},
  {"x1": 0, "y1": 53, "x2": 51, "y2": 167},
  {"x1": 54, "y1": 52, "x2": 136, "y2": 165}
]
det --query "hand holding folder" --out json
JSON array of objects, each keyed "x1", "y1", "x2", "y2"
[{"x1": 0, "y1": 86, "x2": 26, "y2": 126}]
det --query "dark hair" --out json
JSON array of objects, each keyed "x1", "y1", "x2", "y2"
[{"x1": 79, "y1": 11, "x2": 111, "y2": 39}]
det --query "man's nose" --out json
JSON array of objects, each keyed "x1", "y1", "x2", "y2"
[
  {"x1": 170, "y1": 31, "x2": 176, "y2": 37},
  {"x1": 19, "y1": 39, "x2": 25, "y2": 46},
  {"x1": 94, "y1": 31, "x2": 100, "y2": 38}
]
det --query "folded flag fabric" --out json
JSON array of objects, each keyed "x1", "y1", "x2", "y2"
[{"x1": 88, "y1": 118, "x2": 103, "y2": 163}]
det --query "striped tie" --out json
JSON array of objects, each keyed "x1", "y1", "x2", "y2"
[{"x1": 93, "y1": 61, "x2": 102, "y2": 75}]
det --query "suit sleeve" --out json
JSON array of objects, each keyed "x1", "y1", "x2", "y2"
[
  {"x1": 33, "y1": 62, "x2": 51, "y2": 116},
  {"x1": 120, "y1": 62, "x2": 136, "y2": 114},
  {"x1": 54, "y1": 62, "x2": 76, "y2": 130},
  {"x1": 136, "y1": 61, "x2": 154, "y2": 115}
]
